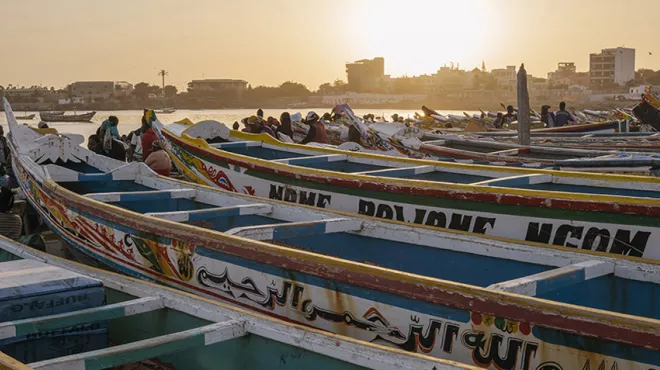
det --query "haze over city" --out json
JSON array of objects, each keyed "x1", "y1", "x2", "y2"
[{"x1": 1, "y1": 0, "x2": 659, "y2": 90}]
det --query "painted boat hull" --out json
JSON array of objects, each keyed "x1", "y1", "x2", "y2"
[
  {"x1": 157, "y1": 127, "x2": 660, "y2": 261},
  {"x1": 11, "y1": 158, "x2": 660, "y2": 370}
]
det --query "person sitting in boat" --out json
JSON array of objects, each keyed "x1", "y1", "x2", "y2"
[
  {"x1": 541, "y1": 105, "x2": 556, "y2": 128},
  {"x1": 554, "y1": 102, "x2": 576, "y2": 127},
  {"x1": 140, "y1": 113, "x2": 158, "y2": 161},
  {"x1": 0, "y1": 188, "x2": 22, "y2": 241},
  {"x1": 37, "y1": 122, "x2": 49, "y2": 129},
  {"x1": 98, "y1": 116, "x2": 120, "y2": 154},
  {"x1": 145, "y1": 141, "x2": 172, "y2": 177},
  {"x1": 503, "y1": 106, "x2": 517, "y2": 125},
  {"x1": 0, "y1": 126, "x2": 9, "y2": 177},
  {"x1": 301, "y1": 112, "x2": 328, "y2": 144},
  {"x1": 127, "y1": 128, "x2": 143, "y2": 162},
  {"x1": 232, "y1": 122, "x2": 240, "y2": 130},
  {"x1": 276, "y1": 112, "x2": 293, "y2": 140},
  {"x1": 492, "y1": 113, "x2": 504, "y2": 128}
]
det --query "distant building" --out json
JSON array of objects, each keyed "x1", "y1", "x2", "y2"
[
  {"x1": 346, "y1": 57, "x2": 385, "y2": 92},
  {"x1": 491, "y1": 66, "x2": 517, "y2": 90},
  {"x1": 187, "y1": 79, "x2": 248, "y2": 95},
  {"x1": 589, "y1": 47, "x2": 635, "y2": 87},
  {"x1": 69, "y1": 81, "x2": 134, "y2": 100},
  {"x1": 547, "y1": 62, "x2": 589, "y2": 88}
]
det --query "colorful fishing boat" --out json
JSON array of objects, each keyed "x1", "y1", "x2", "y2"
[
  {"x1": 4, "y1": 99, "x2": 660, "y2": 369},
  {"x1": 154, "y1": 113, "x2": 660, "y2": 260},
  {"x1": 0, "y1": 236, "x2": 468, "y2": 370}
]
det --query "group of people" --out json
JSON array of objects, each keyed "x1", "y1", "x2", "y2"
[
  {"x1": 87, "y1": 112, "x2": 172, "y2": 176},
  {"x1": 234, "y1": 109, "x2": 329, "y2": 145},
  {"x1": 492, "y1": 102, "x2": 576, "y2": 129}
]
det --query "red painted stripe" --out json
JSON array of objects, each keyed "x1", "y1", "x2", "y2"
[{"x1": 164, "y1": 131, "x2": 660, "y2": 217}]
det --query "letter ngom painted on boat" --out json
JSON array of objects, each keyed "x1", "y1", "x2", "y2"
[
  {"x1": 526, "y1": 222, "x2": 649, "y2": 257},
  {"x1": 269, "y1": 184, "x2": 332, "y2": 208}
]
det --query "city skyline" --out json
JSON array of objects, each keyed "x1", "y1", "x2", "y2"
[{"x1": 1, "y1": 0, "x2": 659, "y2": 91}]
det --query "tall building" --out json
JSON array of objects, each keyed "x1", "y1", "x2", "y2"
[
  {"x1": 547, "y1": 62, "x2": 589, "y2": 87},
  {"x1": 589, "y1": 47, "x2": 635, "y2": 88},
  {"x1": 346, "y1": 57, "x2": 385, "y2": 92},
  {"x1": 491, "y1": 66, "x2": 517, "y2": 90}
]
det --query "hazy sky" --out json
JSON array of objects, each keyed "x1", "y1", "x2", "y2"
[{"x1": 1, "y1": 0, "x2": 658, "y2": 91}]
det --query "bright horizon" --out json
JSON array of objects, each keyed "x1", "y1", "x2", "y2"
[{"x1": 1, "y1": 0, "x2": 659, "y2": 91}]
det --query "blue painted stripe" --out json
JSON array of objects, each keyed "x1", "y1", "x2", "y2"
[
  {"x1": 78, "y1": 173, "x2": 114, "y2": 182},
  {"x1": 119, "y1": 191, "x2": 178, "y2": 202},
  {"x1": 188, "y1": 207, "x2": 242, "y2": 221},
  {"x1": 535, "y1": 269, "x2": 586, "y2": 296},
  {"x1": 272, "y1": 222, "x2": 327, "y2": 240}
]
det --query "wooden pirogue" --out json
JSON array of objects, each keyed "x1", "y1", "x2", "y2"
[
  {"x1": 4, "y1": 98, "x2": 660, "y2": 369},
  {"x1": 154, "y1": 113, "x2": 660, "y2": 260},
  {"x1": 0, "y1": 236, "x2": 470, "y2": 370}
]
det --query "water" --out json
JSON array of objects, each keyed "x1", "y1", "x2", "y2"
[{"x1": 0, "y1": 108, "x2": 476, "y2": 140}]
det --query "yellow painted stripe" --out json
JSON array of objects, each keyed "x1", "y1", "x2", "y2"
[
  {"x1": 0, "y1": 351, "x2": 31, "y2": 370},
  {"x1": 167, "y1": 127, "x2": 660, "y2": 206}
]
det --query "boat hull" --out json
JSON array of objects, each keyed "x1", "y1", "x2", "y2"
[
  {"x1": 12, "y1": 159, "x2": 659, "y2": 370},
  {"x1": 158, "y1": 129, "x2": 660, "y2": 261},
  {"x1": 39, "y1": 111, "x2": 96, "y2": 122}
]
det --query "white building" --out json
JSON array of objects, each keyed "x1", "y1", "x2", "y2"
[
  {"x1": 491, "y1": 66, "x2": 517, "y2": 90},
  {"x1": 589, "y1": 47, "x2": 635, "y2": 87}
]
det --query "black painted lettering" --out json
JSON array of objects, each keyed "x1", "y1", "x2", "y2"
[
  {"x1": 425, "y1": 211, "x2": 447, "y2": 228},
  {"x1": 375, "y1": 204, "x2": 394, "y2": 220},
  {"x1": 442, "y1": 324, "x2": 459, "y2": 353},
  {"x1": 298, "y1": 191, "x2": 316, "y2": 206},
  {"x1": 269, "y1": 185, "x2": 283, "y2": 200},
  {"x1": 393, "y1": 205, "x2": 405, "y2": 222},
  {"x1": 358, "y1": 200, "x2": 375, "y2": 216},
  {"x1": 521, "y1": 343, "x2": 538, "y2": 370},
  {"x1": 582, "y1": 227, "x2": 611, "y2": 252},
  {"x1": 525, "y1": 223, "x2": 553, "y2": 244},
  {"x1": 552, "y1": 225, "x2": 584, "y2": 248},
  {"x1": 292, "y1": 285, "x2": 304, "y2": 309},
  {"x1": 413, "y1": 209, "x2": 427, "y2": 224},
  {"x1": 610, "y1": 230, "x2": 650, "y2": 257},
  {"x1": 472, "y1": 217, "x2": 496, "y2": 234},
  {"x1": 284, "y1": 188, "x2": 297, "y2": 203},
  {"x1": 449, "y1": 214, "x2": 472, "y2": 231},
  {"x1": 316, "y1": 194, "x2": 332, "y2": 208}
]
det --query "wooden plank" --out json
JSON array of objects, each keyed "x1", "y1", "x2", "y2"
[
  {"x1": 85, "y1": 189, "x2": 196, "y2": 203},
  {"x1": 209, "y1": 141, "x2": 261, "y2": 149},
  {"x1": 355, "y1": 165, "x2": 435, "y2": 178},
  {"x1": 272, "y1": 154, "x2": 347, "y2": 165},
  {"x1": 488, "y1": 148, "x2": 520, "y2": 156},
  {"x1": 145, "y1": 204, "x2": 273, "y2": 222},
  {"x1": 226, "y1": 218, "x2": 361, "y2": 241},
  {"x1": 0, "y1": 297, "x2": 164, "y2": 340},
  {"x1": 29, "y1": 320, "x2": 247, "y2": 370},
  {"x1": 487, "y1": 260, "x2": 614, "y2": 296},
  {"x1": 471, "y1": 174, "x2": 552, "y2": 187},
  {"x1": 0, "y1": 351, "x2": 33, "y2": 370}
]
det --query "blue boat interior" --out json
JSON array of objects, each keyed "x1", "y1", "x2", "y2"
[
  {"x1": 209, "y1": 141, "x2": 660, "y2": 198},
  {"x1": 46, "y1": 159, "x2": 660, "y2": 322},
  {"x1": 0, "y1": 253, "x2": 369, "y2": 370}
]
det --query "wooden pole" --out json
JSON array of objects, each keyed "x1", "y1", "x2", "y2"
[{"x1": 517, "y1": 63, "x2": 530, "y2": 146}]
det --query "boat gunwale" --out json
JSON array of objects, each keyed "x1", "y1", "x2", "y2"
[{"x1": 13, "y1": 156, "x2": 660, "y2": 352}]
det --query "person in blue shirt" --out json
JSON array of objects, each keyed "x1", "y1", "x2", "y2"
[
  {"x1": 99, "y1": 116, "x2": 120, "y2": 139},
  {"x1": 554, "y1": 102, "x2": 576, "y2": 127}
]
